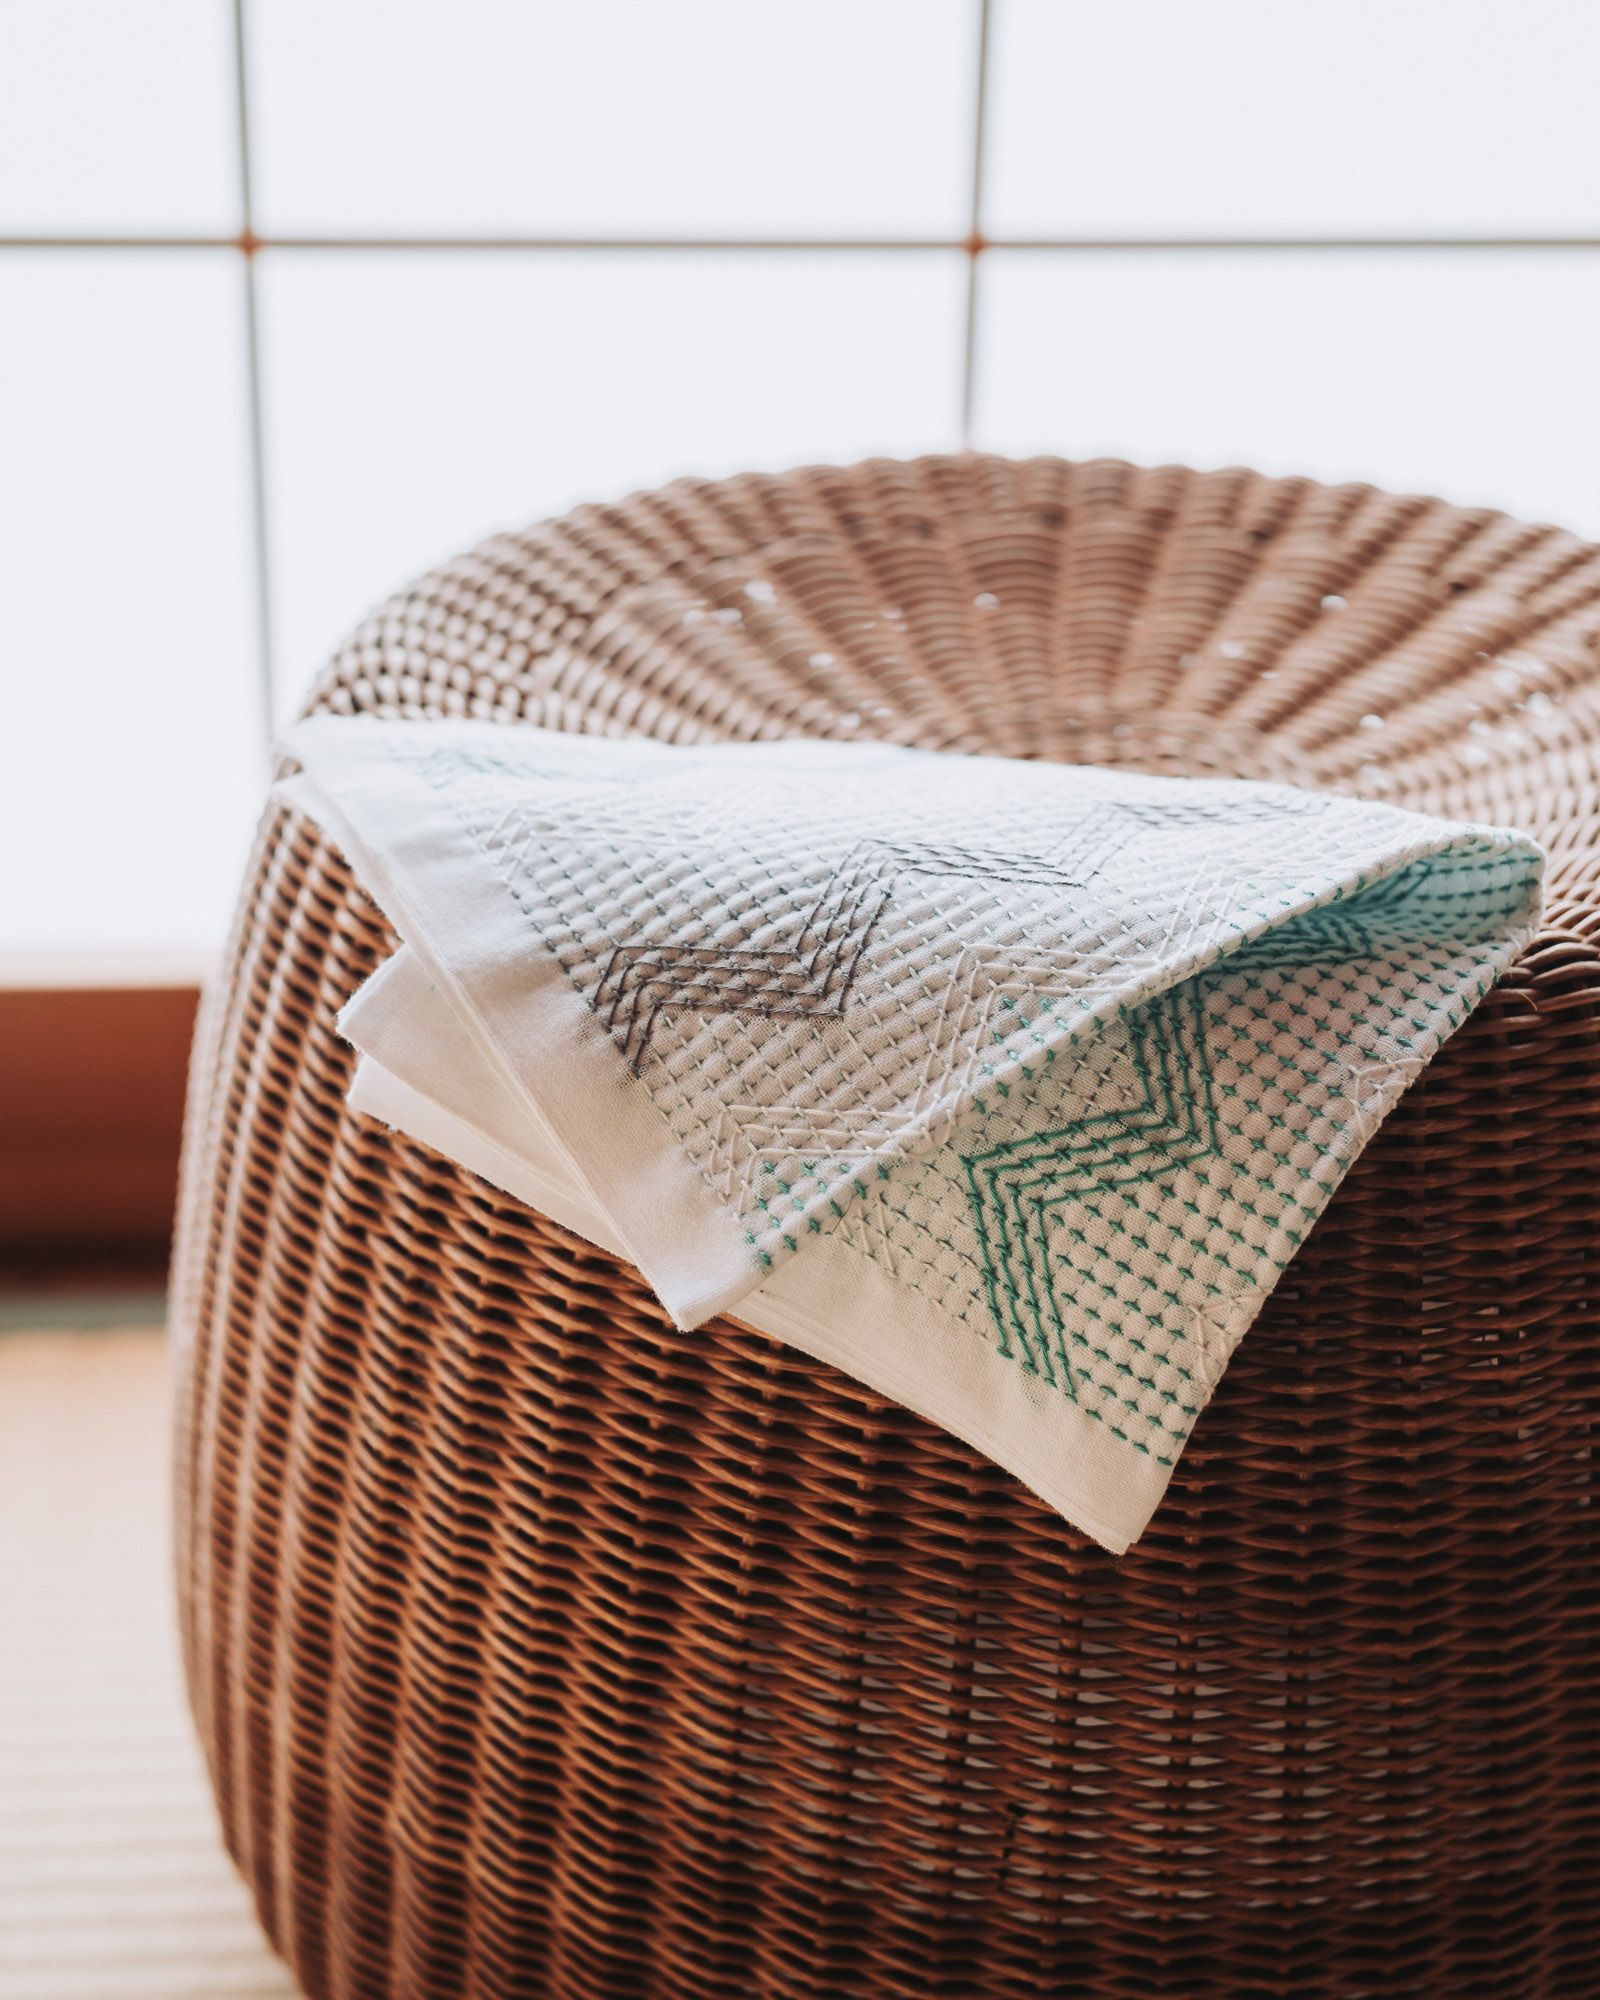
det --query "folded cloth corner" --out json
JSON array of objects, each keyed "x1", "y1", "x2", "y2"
[{"x1": 274, "y1": 717, "x2": 1543, "y2": 1555}]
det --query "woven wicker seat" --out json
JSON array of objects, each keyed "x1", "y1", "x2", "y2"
[{"x1": 173, "y1": 454, "x2": 1600, "y2": 2000}]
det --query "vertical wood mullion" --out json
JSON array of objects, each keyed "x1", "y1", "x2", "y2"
[
  {"x1": 231, "y1": 0, "x2": 277, "y2": 749},
  {"x1": 960, "y1": 0, "x2": 994, "y2": 446}
]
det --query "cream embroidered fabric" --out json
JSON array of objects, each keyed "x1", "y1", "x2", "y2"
[{"x1": 278, "y1": 718, "x2": 1543, "y2": 1553}]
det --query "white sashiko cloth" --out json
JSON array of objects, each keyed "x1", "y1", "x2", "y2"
[{"x1": 277, "y1": 718, "x2": 1543, "y2": 1554}]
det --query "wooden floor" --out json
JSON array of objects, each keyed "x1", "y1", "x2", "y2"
[{"x1": 0, "y1": 1328, "x2": 299, "y2": 2000}]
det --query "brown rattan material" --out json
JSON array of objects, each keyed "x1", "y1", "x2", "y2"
[{"x1": 173, "y1": 456, "x2": 1600, "y2": 2000}]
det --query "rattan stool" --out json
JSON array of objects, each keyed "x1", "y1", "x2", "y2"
[{"x1": 173, "y1": 455, "x2": 1600, "y2": 2000}]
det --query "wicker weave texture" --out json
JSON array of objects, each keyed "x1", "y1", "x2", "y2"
[{"x1": 173, "y1": 456, "x2": 1600, "y2": 2000}]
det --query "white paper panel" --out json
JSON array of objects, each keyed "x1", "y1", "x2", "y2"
[
  {"x1": 260, "y1": 249, "x2": 967, "y2": 718},
  {"x1": 975, "y1": 250, "x2": 1600, "y2": 538},
  {"x1": 0, "y1": 1, "x2": 236, "y2": 233},
  {"x1": 0, "y1": 256, "x2": 260, "y2": 958},
  {"x1": 250, "y1": 0, "x2": 974, "y2": 237},
  {"x1": 988, "y1": 0, "x2": 1600, "y2": 239}
]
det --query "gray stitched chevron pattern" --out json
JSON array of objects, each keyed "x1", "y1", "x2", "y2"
[
  {"x1": 594, "y1": 829, "x2": 1128, "y2": 1071},
  {"x1": 297, "y1": 721, "x2": 1541, "y2": 1481},
  {"x1": 590, "y1": 799, "x2": 1332, "y2": 1071}
]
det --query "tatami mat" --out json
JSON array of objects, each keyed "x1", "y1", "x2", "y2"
[{"x1": 0, "y1": 1329, "x2": 299, "y2": 2000}]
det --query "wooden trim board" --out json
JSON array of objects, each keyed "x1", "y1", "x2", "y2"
[{"x1": 0, "y1": 984, "x2": 200, "y2": 1274}]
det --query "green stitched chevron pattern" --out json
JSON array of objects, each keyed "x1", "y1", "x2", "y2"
[
  {"x1": 951, "y1": 902, "x2": 1409, "y2": 1439},
  {"x1": 966, "y1": 984, "x2": 1218, "y2": 1392}
]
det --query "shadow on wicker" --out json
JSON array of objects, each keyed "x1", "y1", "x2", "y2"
[{"x1": 173, "y1": 456, "x2": 1600, "y2": 2000}]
